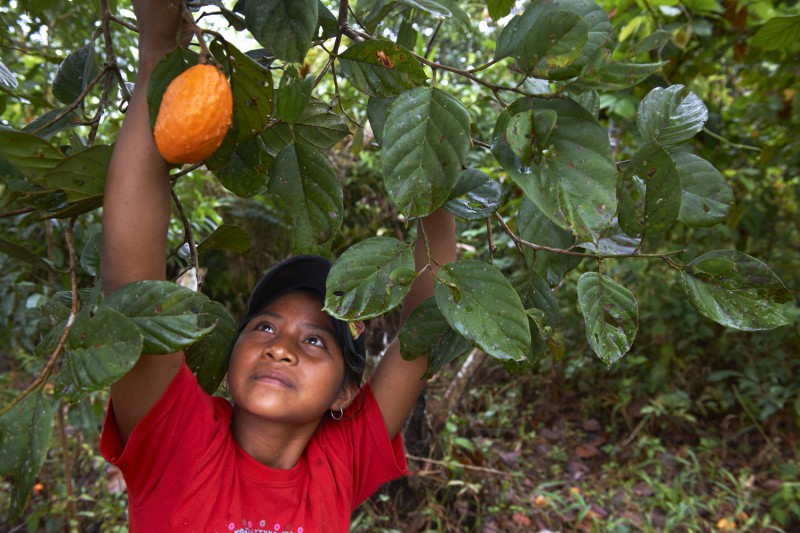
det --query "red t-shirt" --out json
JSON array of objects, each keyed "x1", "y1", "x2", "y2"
[{"x1": 101, "y1": 363, "x2": 408, "y2": 533}]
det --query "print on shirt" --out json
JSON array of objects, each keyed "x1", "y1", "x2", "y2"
[{"x1": 228, "y1": 518, "x2": 303, "y2": 533}]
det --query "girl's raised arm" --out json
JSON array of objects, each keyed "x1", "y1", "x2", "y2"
[
  {"x1": 370, "y1": 209, "x2": 457, "y2": 439},
  {"x1": 101, "y1": 0, "x2": 186, "y2": 443}
]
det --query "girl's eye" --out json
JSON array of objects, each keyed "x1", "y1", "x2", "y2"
[
  {"x1": 255, "y1": 322, "x2": 274, "y2": 333},
  {"x1": 306, "y1": 335, "x2": 325, "y2": 348}
]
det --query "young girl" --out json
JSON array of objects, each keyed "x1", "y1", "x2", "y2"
[{"x1": 99, "y1": 1, "x2": 455, "y2": 531}]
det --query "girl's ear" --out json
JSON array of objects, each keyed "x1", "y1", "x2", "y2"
[{"x1": 332, "y1": 382, "x2": 359, "y2": 411}]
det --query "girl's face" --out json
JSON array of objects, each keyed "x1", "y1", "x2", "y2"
[{"x1": 227, "y1": 291, "x2": 352, "y2": 426}]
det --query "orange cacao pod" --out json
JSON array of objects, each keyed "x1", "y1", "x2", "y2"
[{"x1": 154, "y1": 64, "x2": 233, "y2": 164}]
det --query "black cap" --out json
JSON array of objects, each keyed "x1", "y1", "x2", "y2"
[{"x1": 247, "y1": 255, "x2": 366, "y2": 360}]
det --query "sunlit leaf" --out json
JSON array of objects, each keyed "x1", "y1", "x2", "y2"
[
  {"x1": 324, "y1": 236, "x2": 414, "y2": 320},
  {"x1": 751, "y1": 16, "x2": 800, "y2": 51}
]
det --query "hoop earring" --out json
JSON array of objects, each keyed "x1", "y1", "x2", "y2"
[{"x1": 331, "y1": 407, "x2": 344, "y2": 421}]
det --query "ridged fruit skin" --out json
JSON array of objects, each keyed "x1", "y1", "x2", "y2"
[{"x1": 154, "y1": 64, "x2": 233, "y2": 164}]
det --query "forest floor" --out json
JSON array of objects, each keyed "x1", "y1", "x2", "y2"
[{"x1": 355, "y1": 355, "x2": 800, "y2": 533}]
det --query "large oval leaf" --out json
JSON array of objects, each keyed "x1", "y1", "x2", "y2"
[
  {"x1": 52, "y1": 44, "x2": 99, "y2": 105},
  {"x1": 492, "y1": 97, "x2": 617, "y2": 242},
  {"x1": 261, "y1": 98, "x2": 349, "y2": 156},
  {"x1": 617, "y1": 141, "x2": 681, "y2": 240},
  {"x1": 399, "y1": 297, "x2": 474, "y2": 378},
  {"x1": 680, "y1": 250, "x2": 791, "y2": 331},
  {"x1": 324, "y1": 236, "x2": 415, "y2": 320},
  {"x1": 56, "y1": 307, "x2": 143, "y2": 400},
  {"x1": 41, "y1": 145, "x2": 113, "y2": 201},
  {"x1": 672, "y1": 151, "x2": 733, "y2": 228},
  {"x1": 0, "y1": 129, "x2": 64, "y2": 177},
  {"x1": 197, "y1": 224, "x2": 252, "y2": 256},
  {"x1": 434, "y1": 260, "x2": 530, "y2": 361},
  {"x1": 339, "y1": 40, "x2": 428, "y2": 97},
  {"x1": 102, "y1": 280, "x2": 212, "y2": 355},
  {"x1": 382, "y1": 87, "x2": 471, "y2": 218},
  {"x1": 443, "y1": 168, "x2": 502, "y2": 220},
  {"x1": 185, "y1": 299, "x2": 238, "y2": 394},
  {"x1": 0, "y1": 390, "x2": 56, "y2": 521},
  {"x1": 206, "y1": 133, "x2": 273, "y2": 198},
  {"x1": 245, "y1": 0, "x2": 318, "y2": 63},
  {"x1": 637, "y1": 84, "x2": 708, "y2": 148},
  {"x1": 577, "y1": 272, "x2": 638, "y2": 366},
  {"x1": 267, "y1": 142, "x2": 343, "y2": 252}
]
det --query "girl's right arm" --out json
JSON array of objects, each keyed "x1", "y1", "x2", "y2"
[{"x1": 102, "y1": 0, "x2": 186, "y2": 444}]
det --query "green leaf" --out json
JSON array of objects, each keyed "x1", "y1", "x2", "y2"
[
  {"x1": 399, "y1": 297, "x2": 473, "y2": 378},
  {"x1": 382, "y1": 87, "x2": 471, "y2": 218},
  {"x1": 80, "y1": 230, "x2": 102, "y2": 276},
  {"x1": 399, "y1": 0, "x2": 451, "y2": 18},
  {"x1": 40, "y1": 145, "x2": 112, "y2": 201},
  {"x1": 0, "y1": 390, "x2": 56, "y2": 521},
  {"x1": 245, "y1": 0, "x2": 318, "y2": 63},
  {"x1": 434, "y1": 260, "x2": 530, "y2": 361},
  {"x1": 102, "y1": 280, "x2": 212, "y2": 355},
  {"x1": 577, "y1": 272, "x2": 638, "y2": 365},
  {"x1": 367, "y1": 96, "x2": 394, "y2": 145},
  {"x1": 514, "y1": 268, "x2": 562, "y2": 358},
  {"x1": 0, "y1": 128, "x2": 64, "y2": 176},
  {"x1": 324, "y1": 236, "x2": 414, "y2": 320},
  {"x1": 672, "y1": 151, "x2": 733, "y2": 228},
  {"x1": 339, "y1": 40, "x2": 428, "y2": 98},
  {"x1": 52, "y1": 44, "x2": 99, "y2": 105},
  {"x1": 317, "y1": 1, "x2": 338, "y2": 39},
  {"x1": 568, "y1": 52, "x2": 666, "y2": 91},
  {"x1": 206, "y1": 133, "x2": 272, "y2": 198},
  {"x1": 492, "y1": 97, "x2": 617, "y2": 241},
  {"x1": 0, "y1": 59, "x2": 17, "y2": 89},
  {"x1": 197, "y1": 224, "x2": 252, "y2": 256},
  {"x1": 516, "y1": 197, "x2": 580, "y2": 285},
  {"x1": 427, "y1": 0, "x2": 471, "y2": 29},
  {"x1": 751, "y1": 16, "x2": 800, "y2": 51},
  {"x1": 212, "y1": 41, "x2": 274, "y2": 142},
  {"x1": 56, "y1": 307, "x2": 143, "y2": 399},
  {"x1": 0, "y1": 238, "x2": 53, "y2": 272},
  {"x1": 617, "y1": 141, "x2": 681, "y2": 240},
  {"x1": 185, "y1": 299, "x2": 238, "y2": 394},
  {"x1": 22, "y1": 107, "x2": 82, "y2": 139},
  {"x1": 261, "y1": 98, "x2": 349, "y2": 156},
  {"x1": 506, "y1": 107, "x2": 557, "y2": 165},
  {"x1": 443, "y1": 168, "x2": 501, "y2": 220},
  {"x1": 487, "y1": 0, "x2": 515, "y2": 20},
  {"x1": 680, "y1": 250, "x2": 792, "y2": 331},
  {"x1": 267, "y1": 142, "x2": 343, "y2": 252},
  {"x1": 637, "y1": 84, "x2": 708, "y2": 148},
  {"x1": 276, "y1": 66, "x2": 312, "y2": 123},
  {"x1": 496, "y1": 0, "x2": 610, "y2": 79}
]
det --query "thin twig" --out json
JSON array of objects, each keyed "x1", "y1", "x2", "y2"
[
  {"x1": 424, "y1": 20, "x2": 443, "y2": 59},
  {"x1": 493, "y1": 212, "x2": 685, "y2": 262},
  {"x1": 108, "y1": 12, "x2": 137, "y2": 32},
  {"x1": 406, "y1": 454, "x2": 522, "y2": 478},
  {"x1": 0, "y1": 206, "x2": 36, "y2": 218},
  {"x1": 29, "y1": 64, "x2": 110, "y2": 136},
  {"x1": 56, "y1": 406, "x2": 79, "y2": 525},
  {"x1": 314, "y1": 0, "x2": 349, "y2": 87}
]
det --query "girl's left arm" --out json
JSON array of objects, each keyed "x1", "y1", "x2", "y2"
[{"x1": 370, "y1": 208, "x2": 456, "y2": 439}]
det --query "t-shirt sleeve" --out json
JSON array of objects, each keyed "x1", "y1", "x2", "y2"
[
  {"x1": 328, "y1": 383, "x2": 410, "y2": 509},
  {"x1": 100, "y1": 361, "x2": 225, "y2": 497}
]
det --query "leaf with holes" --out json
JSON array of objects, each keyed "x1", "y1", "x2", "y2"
[
  {"x1": 339, "y1": 40, "x2": 427, "y2": 97},
  {"x1": 680, "y1": 250, "x2": 791, "y2": 331},
  {"x1": 382, "y1": 87, "x2": 471, "y2": 218},
  {"x1": 103, "y1": 280, "x2": 213, "y2": 355},
  {"x1": 324, "y1": 237, "x2": 415, "y2": 320},
  {"x1": 435, "y1": 260, "x2": 530, "y2": 361},
  {"x1": 577, "y1": 272, "x2": 638, "y2": 365}
]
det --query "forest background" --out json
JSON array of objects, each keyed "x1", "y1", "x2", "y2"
[{"x1": 0, "y1": 0, "x2": 798, "y2": 531}]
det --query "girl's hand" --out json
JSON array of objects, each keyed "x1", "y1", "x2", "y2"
[{"x1": 132, "y1": 0, "x2": 192, "y2": 58}]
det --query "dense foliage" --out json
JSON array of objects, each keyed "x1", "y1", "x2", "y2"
[{"x1": 1, "y1": 0, "x2": 798, "y2": 530}]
